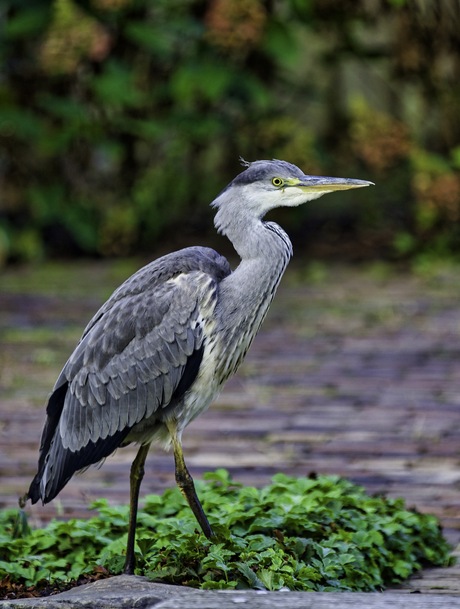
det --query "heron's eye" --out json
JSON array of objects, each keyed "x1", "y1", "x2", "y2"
[{"x1": 272, "y1": 177, "x2": 284, "y2": 188}]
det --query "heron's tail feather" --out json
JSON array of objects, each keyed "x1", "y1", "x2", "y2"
[
  {"x1": 27, "y1": 427, "x2": 130, "y2": 504},
  {"x1": 27, "y1": 380, "x2": 130, "y2": 504}
]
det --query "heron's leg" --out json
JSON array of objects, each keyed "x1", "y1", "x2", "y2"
[
  {"x1": 168, "y1": 425, "x2": 215, "y2": 540},
  {"x1": 124, "y1": 442, "x2": 151, "y2": 575}
]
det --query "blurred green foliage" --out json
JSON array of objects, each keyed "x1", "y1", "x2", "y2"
[{"x1": 0, "y1": 0, "x2": 460, "y2": 263}]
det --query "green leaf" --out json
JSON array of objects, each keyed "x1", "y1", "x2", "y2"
[{"x1": 236, "y1": 562, "x2": 266, "y2": 589}]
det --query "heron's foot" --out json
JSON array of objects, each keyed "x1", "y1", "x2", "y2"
[
  {"x1": 123, "y1": 554, "x2": 136, "y2": 575},
  {"x1": 176, "y1": 471, "x2": 217, "y2": 541},
  {"x1": 200, "y1": 517, "x2": 216, "y2": 541}
]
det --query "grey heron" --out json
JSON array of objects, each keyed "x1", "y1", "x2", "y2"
[{"x1": 25, "y1": 159, "x2": 373, "y2": 574}]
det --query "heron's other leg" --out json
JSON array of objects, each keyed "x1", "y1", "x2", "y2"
[
  {"x1": 167, "y1": 423, "x2": 215, "y2": 540},
  {"x1": 124, "y1": 442, "x2": 151, "y2": 575}
]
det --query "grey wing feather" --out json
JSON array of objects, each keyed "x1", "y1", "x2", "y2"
[{"x1": 59, "y1": 276, "x2": 200, "y2": 450}]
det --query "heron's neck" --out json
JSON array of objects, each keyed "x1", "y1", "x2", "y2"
[
  {"x1": 211, "y1": 211, "x2": 292, "y2": 382},
  {"x1": 223, "y1": 217, "x2": 292, "y2": 306},
  {"x1": 214, "y1": 203, "x2": 293, "y2": 361},
  {"x1": 214, "y1": 197, "x2": 292, "y2": 262}
]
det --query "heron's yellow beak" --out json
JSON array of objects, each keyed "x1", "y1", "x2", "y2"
[{"x1": 289, "y1": 176, "x2": 374, "y2": 193}]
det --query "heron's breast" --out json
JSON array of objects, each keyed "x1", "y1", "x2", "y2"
[{"x1": 176, "y1": 315, "x2": 222, "y2": 431}]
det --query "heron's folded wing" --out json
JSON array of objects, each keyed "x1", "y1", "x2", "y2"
[{"x1": 57, "y1": 270, "x2": 218, "y2": 453}]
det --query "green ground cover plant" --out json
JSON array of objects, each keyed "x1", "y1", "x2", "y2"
[{"x1": 0, "y1": 470, "x2": 452, "y2": 595}]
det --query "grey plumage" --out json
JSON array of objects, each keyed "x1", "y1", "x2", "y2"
[
  {"x1": 29, "y1": 247, "x2": 229, "y2": 501},
  {"x1": 26, "y1": 159, "x2": 372, "y2": 573}
]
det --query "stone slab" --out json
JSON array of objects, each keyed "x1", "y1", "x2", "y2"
[{"x1": 2, "y1": 576, "x2": 460, "y2": 609}]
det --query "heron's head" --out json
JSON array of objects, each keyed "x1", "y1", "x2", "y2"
[{"x1": 212, "y1": 159, "x2": 373, "y2": 217}]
